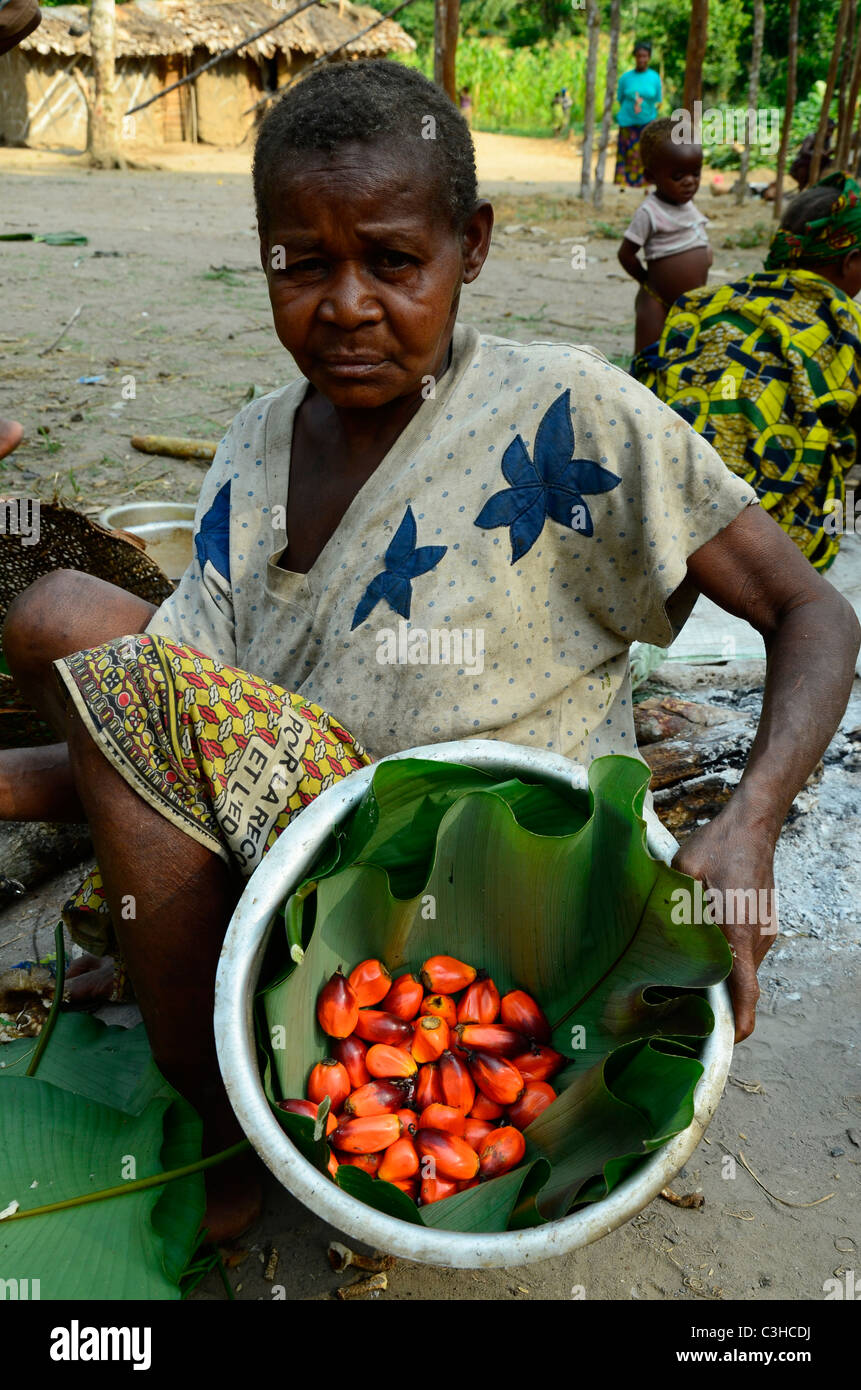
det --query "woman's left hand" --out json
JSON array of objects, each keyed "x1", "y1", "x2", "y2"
[{"x1": 670, "y1": 804, "x2": 778, "y2": 1043}]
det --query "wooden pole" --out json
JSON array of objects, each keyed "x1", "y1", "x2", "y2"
[
  {"x1": 836, "y1": 24, "x2": 861, "y2": 168},
  {"x1": 593, "y1": 0, "x2": 621, "y2": 208},
  {"x1": 734, "y1": 0, "x2": 764, "y2": 204},
  {"x1": 434, "y1": 0, "x2": 460, "y2": 102},
  {"x1": 809, "y1": 0, "x2": 850, "y2": 185},
  {"x1": 579, "y1": 0, "x2": 601, "y2": 199},
  {"x1": 681, "y1": 0, "x2": 709, "y2": 114},
  {"x1": 88, "y1": 0, "x2": 121, "y2": 168},
  {"x1": 773, "y1": 0, "x2": 799, "y2": 221}
]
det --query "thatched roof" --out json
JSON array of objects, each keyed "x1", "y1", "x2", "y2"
[{"x1": 18, "y1": 1, "x2": 415, "y2": 61}]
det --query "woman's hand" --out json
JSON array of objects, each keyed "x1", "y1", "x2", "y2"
[{"x1": 671, "y1": 802, "x2": 777, "y2": 1042}]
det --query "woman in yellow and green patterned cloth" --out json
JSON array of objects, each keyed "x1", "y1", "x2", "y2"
[{"x1": 633, "y1": 173, "x2": 861, "y2": 572}]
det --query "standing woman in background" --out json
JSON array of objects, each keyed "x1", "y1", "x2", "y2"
[{"x1": 614, "y1": 40, "x2": 662, "y2": 188}]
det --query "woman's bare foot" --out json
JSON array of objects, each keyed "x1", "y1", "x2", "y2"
[
  {"x1": 63, "y1": 952, "x2": 116, "y2": 1008},
  {"x1": 0, "y1": 418, "x2": 23, "y2": 460}
]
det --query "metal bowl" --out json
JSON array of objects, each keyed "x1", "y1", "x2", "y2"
[
  {"x1": 214, "y1": 740, "x2": 733, "y2": 1268},
  {"x1": 98, "y1": 503, "x2": 195, "y2": 581}
]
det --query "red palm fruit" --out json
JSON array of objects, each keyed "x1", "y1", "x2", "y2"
[
  {"x1": 397, "y1": 1107, "x2": 419, "y2": 1136},
  {"x1": 438, "y1": 1049, "x2": 475, "y2": 1114},
  {"x1": 383, "y1": 973, "x2": 425, "y2": 1021},
  {"x1": 420, "y1": 994, "x2": 458, "y2": 1027},
  {"x1": 338, "y1": 1151, "x2": 381, "y2": 1176},
  {"x1": 457, "y1": 977, "x2": 500, "y2": 1025},
  {"x1": 332, "y1": 1114, "x2": 403, "y2": 1153},
  {"x1": 416, "y1": 1129, "x2": 480, "y2": 1182},
  {"x1": 307, "y1": 1059, "x2": 351, "y2": 1112},
  {"x1": 377, "y1": 1135, "x2": 419, "y2": 1183},
  {"x1": 353, "y1": 1010, "x2": 413, "y2": 1047},
  {"x1": 469, "y1": 1091, "x2": 504, "y2": 1121},
  {"x1": 415, "y1": 1061, "x2": 444, "y2": 1110},
  {"x1": 365, "y1": 1044, "x2": 418, "y2": 1079},
  {"x1": 418, "y1": 1103, "x2": 466, "y2": 1136},
  {"x1": 332, "y1": 1035, "x2": 370, "y2": 1090},
  {"x1": 327, "y1": 1151, "x2": 339, "y2": 1179},
  {"x1": 419, "y1": 1176, "x2": 458, "y2": 1205},
  {"x1": 454, "y1": 1023, "x2": 525, "y2": 1057},
  {"x1": 343, "y1": 1079, "x2": 408, "y2": 1117},
  {"x1": 462, "y1": 1118, "x2": 495, "y2": 1152},
  {"x1": 508, "y1": 1081, "x2": 556, "y2": 1130},
  {"x1": 500, "y1": 989, "x2": 551, "y2": 1044},
  {"x1": 420, "y1": 955, "x2": 477, "y2": 994},
  {"x1": 411, "y1": 1014, "x2": 449, "y2": 1063},
  {"x1": 277, "y1": 1098, "x2": 337, "y2": 1136},
  {"x1": 390, "y1": 1178, "x2": 419, "y2": 1199},
  {"x1": 478, "y1": 1125, "x2": 526, "y2": 1179},
  {"x1": 512, "y1": 1046, "x2": 564, "y2": 1083},
  {"x1": 457, "y1": 1178, "x2": 480, "y2": 1192},
  {"x1": 468, "y1": 1050, "x2": 525, "y2": 1106},
  {"x1": 316, "y1": 967, "x2": 359, "y2": 1038},
  {"x1": 348, "y1": 958, "x2": 392, "y2": 1008}
]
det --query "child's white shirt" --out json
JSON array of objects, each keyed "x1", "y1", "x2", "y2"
[{"x1": 624, "y1": 193, "x2": 709, "y2": 261}]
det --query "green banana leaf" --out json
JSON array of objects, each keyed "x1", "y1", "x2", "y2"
[
  {"x1": 0, "y1": 1014, "x2": 204, "y2": 1299},
  {"x1": 259, "y1": 754, "x2": 731, "y2": 1233}
]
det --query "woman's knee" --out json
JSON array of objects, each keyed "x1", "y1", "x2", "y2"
[{"x1": 3, "y1": 569, "x2": 156, "y2": 683}]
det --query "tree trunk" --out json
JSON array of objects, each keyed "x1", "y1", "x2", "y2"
[
  {"x1": 734, "y1": 0, "x2": 765, "y2": 203},
  {"x1": 773, "y1": 0, "x2": 799, "y2": 222},
  {"x1": 593, "y1": 0, "x2": 621, "y2": 208},
  {"x1": 433, "y1": 0, "x2": 460, "y2": 103},
  {"x1": 681, "y1": 0, "x2": 709, "y2": 114},
  {"x1": 579, "y1": 0, "x2": 601, "y2": 199},
  {"x1": 88, "y1": 0, "x2": 121, "y2": 168},
  {"x1": 836, "y1": 17, "x2": 861, "y2": 168},
  {"x1": 809, "y1": 0, "x2": 851, "y2": 185}
]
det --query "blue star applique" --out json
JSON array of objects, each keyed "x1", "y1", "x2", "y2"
[
  {"x1": 351, "y1": 506, "x2": 447, "y2": 630},
  {"x1": 474, "y1": 390, "x2": 622, "y2": 562}
]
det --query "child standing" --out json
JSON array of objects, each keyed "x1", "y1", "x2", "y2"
[{"x1": 617, "y1": 117, "x2": 712, "y2": 352}]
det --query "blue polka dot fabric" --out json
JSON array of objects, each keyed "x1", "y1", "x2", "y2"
[{"x1": 145, "y1": 325, "x2": 757, "y2": 763}]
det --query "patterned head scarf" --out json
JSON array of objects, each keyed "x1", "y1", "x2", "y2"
[{"x1": 765, "y1": 171, "x2": 861, "y2": 270}]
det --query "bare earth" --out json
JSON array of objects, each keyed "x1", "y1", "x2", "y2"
[{"x1": 0, "y1": 133, "x2": 858, "y2": 1303}]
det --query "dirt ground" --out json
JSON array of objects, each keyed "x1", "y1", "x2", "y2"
[{"x1": 0, "y1": 133, "x2": 858, "y2": 1304}]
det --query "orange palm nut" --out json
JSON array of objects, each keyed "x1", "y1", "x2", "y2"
[
  {"x1": 332, "y1": 1113, "x2": 403, "y2": 1153},
  {"x1": 327, "y1": 1150, "x2": 339, "y2": 1179},
  {"x1": 478, "y1": 1124, "x2": 526, "y2": 1179},
  {"x1": 343, "y1": 1079, "x2": 409, "y2": 1117},
  {"x1": 455, "y1": 1023, "x2": 525, "y2": 1057},
  {"x1": 353, "y1": 1009, "x2": 413, "y2": 1047},
  {"x1": 415, "y1": 1060, "x2": 444, "y2": 1111},
  {"x1": 462, "y1": 1117, "x2": 496, "y2": 1151},
  {"x1": 418, "y1": 1103, "x2": 466, "y2": 1136},
  {"x1": 512, "y1": 1045, "x2": 564, "y2": 1083},
  {"x1": 411, "y1": 1014, "x2": 449, "y2": 1063},
  {"x1": 397, "y1": 1107, "x2": 419, "y2": 1136},
  {"x1": 467, "y1": 1050, "x2": 525, "y2": 1106},
  {"x1": 277, "y1": 1098, "x2": 337, "y2": 1136},
  {"x1": 332, "y1": 1035, "x2": 370, "y2": 1090},
  {"x1": 420, "y1": 955, "x2": 477, "y2": 995},
  {"x1": 457, "y1": 977, "x2": 500, "y2": 1025},
  {"x1": 377, "y1": 1135, "x2": 420, "y2": 1183},
  {"x1": 416, "y1": 1128, "x2": 480, "y2": 1182},
  {"x1": 508, "y1": 1081, "x2": 557, "y2": 1130},
  {"x1": 469, "y1": 1091, "x2": 504, "y2": 1121},
  {"x1": 316, "y1": 967, "x2": 359, "y2": 1039},
  {"x1": 390, "y1": 1178, "x2": 419, "y2": 1199},
  {"x1": 307, "y1": 1059, "x2": 351, "y2": 1112},
  {"x1": 348, "y1": 957, "x2": 392, "y2": 1008},
  {"x1": 338, "y1": 1151, "x2": 381, "y2": 1176},
  {"x1": 383, "y1": 973, "x2": 425, "y2": 1021},
  {"x1": 438, "y1": 1049, "x2": 475, "y2": 1114},
  {"x1": 365, "y1": 1043, "x2": 418, "y2": 1079},
  {"x1": 500, "y1": 989, "x2": 551, "y2": 1044},
  {"x1": 419, "y1": 1176, "x2": 458, "y2": 1205},
  {"x1": 420, "y1": 994, "x2": 458, "y2": 1027},
  {"x1": 457, "y1": 1178, "x2": 480, "y2": 1192}
]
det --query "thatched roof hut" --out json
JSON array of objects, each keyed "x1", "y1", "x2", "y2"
[{"x1": 0, "y1": 1, "x2": 415, "y2": 150}]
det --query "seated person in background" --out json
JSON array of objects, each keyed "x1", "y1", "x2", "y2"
[
  {"x1": 632, "y1": 171, "x2": 861, "y2": 575},
  {"x1": 1, "y1": 64, "x2": 857, "y2": 1240},
  {"x1": 618, "y1": 118, "x2": 712, "y2": 354}
]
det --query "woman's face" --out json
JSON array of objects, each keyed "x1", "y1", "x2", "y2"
[
  {"x1": 258, "y1": 141, "x2": 493, "y2": 411},
  {"x1": 634, "y1": 48, "x2": 651, "y2": 71}
]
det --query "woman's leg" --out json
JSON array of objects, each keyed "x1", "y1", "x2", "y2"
[{"x1": 64, "y1": 696, "x2": 261, "y2": 1242}]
